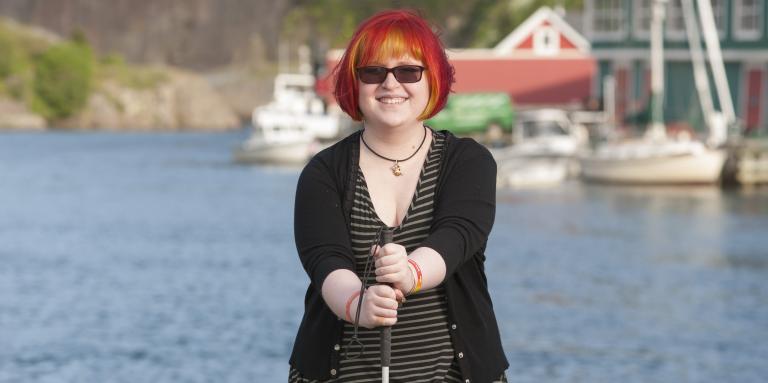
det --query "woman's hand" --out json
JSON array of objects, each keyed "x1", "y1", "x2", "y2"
[
  {"x1": 374, "y1": 243, "x2": 414, "y2": 299},
  {"x1": 355, "y1": 285, "x2": 399, "y2": 329}
]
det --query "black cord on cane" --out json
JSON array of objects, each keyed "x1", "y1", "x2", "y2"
[{"x1": 344, "y1": 226, "x2": 385, "y2": 360}]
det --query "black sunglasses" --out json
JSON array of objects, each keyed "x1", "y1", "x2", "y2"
[{"x1": 356, "y1": 65, "x2": 426, "y2": 84}]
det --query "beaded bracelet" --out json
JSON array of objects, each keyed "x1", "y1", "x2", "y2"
[
  {"x1": 407, "y1": 259, "x2": 423, "y2": 294},
  {"x1": 345, "y1": 290, "x2": 362, "y2": 322}
]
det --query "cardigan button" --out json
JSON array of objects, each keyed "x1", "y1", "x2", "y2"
[
  {"x1": 465, "y1": 380, "x2": 470, "y2": 383},
  {"x1": 334, "y1": 344, "x2": 340, "y2": 351},
  {"x1": 330, "y1": 368, "x2": 337, "y2": 376},
  {"x1": 451, "y1": 324, "x2": 457, "y2": 330},
  {"x1": 458, "y1": 352, "x2": 464, "y2": 359}
]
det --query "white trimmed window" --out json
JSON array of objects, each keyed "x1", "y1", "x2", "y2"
[
  {"x1": 533, "y1": 26, "x2": 561, "y2": 56},
  {"x1": 665, "y1": 0, "x2": 686, "y2": 40},
  {"x1": 633, "y1": 0, "x2": 652, "y2": 38},
  {"x1": 642, "y1": 0, "x2": 727, "y2": 40},
  {"x1": 711, "y1": 0, "x2": 727, "y2": 37},
  {"x1": 589, "y1": 0, "x2": 626, "y2": 40},
  {"x1": 734, "y1": 0, "x2": 764, "y2": 40}
]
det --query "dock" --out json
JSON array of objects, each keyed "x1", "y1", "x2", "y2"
[{"x1": 725, "y1": 137, "x2": 768, "y2": 186}]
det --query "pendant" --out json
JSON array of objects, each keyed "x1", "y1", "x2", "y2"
[{"x1": 391, "y1": 161, "x2": 402, "y2": 176}]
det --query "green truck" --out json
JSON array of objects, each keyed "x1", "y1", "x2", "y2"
[{"x1": 426, "y1": 92, "x2": 515, "y2": 139}]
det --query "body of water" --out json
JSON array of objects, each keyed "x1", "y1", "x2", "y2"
[{"x1": 1, "y1": 131, "x2": 766, "y2": 382}]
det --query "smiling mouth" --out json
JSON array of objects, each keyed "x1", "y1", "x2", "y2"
[{"x1": 377, "y1": 97, "x2": 407, "y2": 104}]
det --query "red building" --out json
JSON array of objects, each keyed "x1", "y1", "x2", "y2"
[{"x1": 319, "y1": 7, "x2": 596, "y2": 110}]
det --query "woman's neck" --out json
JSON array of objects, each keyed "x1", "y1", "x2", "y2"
[{"x1": 362, "y1": 122, "x2": 426, "y2": 156}]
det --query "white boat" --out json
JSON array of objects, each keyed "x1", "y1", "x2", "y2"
[
  {"x1": 234, "y1": 125, "x2": 320, "y2": 165},
  {"x1": 234, "y1": 73, "x2": 340, "y2": 165},
  {"x1": 493, "y1": 108, "x2": 586, "y2": 188},
  {"x1": 495, "y1": 156, "x2": 573, "y2": 188},
  {"x1": 580, "y1": 139, "x2": 726, "y2": 184},
  {"x1": 579, "y1": 0, "x2": 729, "y2": 185}
]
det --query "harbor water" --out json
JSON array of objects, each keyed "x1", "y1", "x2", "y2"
[{"x1": 1, "y1": 130, "x2": 767, "y2": 382}]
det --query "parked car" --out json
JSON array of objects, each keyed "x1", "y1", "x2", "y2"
[
  {"x1": 426, "y1": 92, "x2": 515, "y2": 142},
  {"x1": 511, "y1": 108, "x2": 588, "y2": 155}
]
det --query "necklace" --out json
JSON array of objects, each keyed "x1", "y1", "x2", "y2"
[{"x1": 361, "y1": 126, "x2": 428, "y2": 176}]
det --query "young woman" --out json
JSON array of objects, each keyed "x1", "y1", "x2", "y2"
[{"x1": 290, "y1": 9, "x2": 507, "y2": 382}]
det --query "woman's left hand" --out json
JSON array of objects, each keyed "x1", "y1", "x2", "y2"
[{"x1": 374, "y1": 243, "x2": 414, "y2": 300}]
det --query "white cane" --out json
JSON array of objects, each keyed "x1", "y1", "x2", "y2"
[{"x1": 379, "y1": 229, "x2": 393, "y2": 382}]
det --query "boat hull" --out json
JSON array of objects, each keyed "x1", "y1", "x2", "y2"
[
  {"x1": 498, "y1": 157, "x2": 571, "y2": 188},
  {"x1": 580, "y1": 148, "x2": 726, "y2": 184},
  {"x1": 233, "y1": 140, "x2": 316, "y2": 165}
]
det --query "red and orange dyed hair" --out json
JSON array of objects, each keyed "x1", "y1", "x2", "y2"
[{"x1": 333, "y1": 9, "x2": 454, "y2": 121}]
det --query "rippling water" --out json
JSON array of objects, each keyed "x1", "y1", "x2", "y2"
[{"x1": 1, "y1": 131, "x2": 766, "y2": 382}]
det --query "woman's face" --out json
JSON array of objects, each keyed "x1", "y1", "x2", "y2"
[{"x1": 357, "y1": 55, "x2": 429, "y2": 130}]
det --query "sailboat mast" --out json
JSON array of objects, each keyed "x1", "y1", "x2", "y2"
[
  {"x1": 648, "y1": 0, "x2": 668, "y2": 140},
  {"x1": 697, "y1": 0, "x2": 734, "y2": 145},
  {"x1": 681, "y1": 0, "x2": 716, "y2": 132}
]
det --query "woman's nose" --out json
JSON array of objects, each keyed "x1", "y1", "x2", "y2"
[{"x1": 380, "y1": 71, "x2": 400, "y2": 89}]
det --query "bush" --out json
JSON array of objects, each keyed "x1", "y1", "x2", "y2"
[
  {"x1": 0, "y1": 21, "x2": 47, "y2": 104},
  {"x1": 0, "y1": 23, "x2": 29, "y2": 99},
  {"x1": 96, "y1": 53, "x2": 168, "y2": 89},
  {"x1": 0, "y1": 25, "x2": 23, "y2": 78},
  {"x1": 32, "y1": 40, "x2": 93, "y2": 120}
]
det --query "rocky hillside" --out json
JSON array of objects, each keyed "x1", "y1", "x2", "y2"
[
  {"x1": 66, "y1": 69, "x2": 240, "y2": 130},
  {"x1": 0, "y1": 0, "x2": 291, "y2": 70},
  {"x1": 0, "y1": 18, "x2": 239, "y2": 130},
  {"x1": 0, "y1": 0, "x2": 583, "y2": 121}
]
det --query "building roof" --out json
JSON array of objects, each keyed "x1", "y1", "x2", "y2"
[{"x1": 493, "y1": 6, "x2": 591, "y2": 55}]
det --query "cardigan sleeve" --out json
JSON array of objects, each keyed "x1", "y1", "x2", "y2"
[
  {"x1": 420, "y1": 140, "x2": 497, "y2": 276},
  {"x1": 294, "y1": 157, "x2": 356, "y2": 291}
]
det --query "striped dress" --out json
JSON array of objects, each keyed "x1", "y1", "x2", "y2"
[{"x1": 290, "y1": 131, "x2": 506, "y2": 383}]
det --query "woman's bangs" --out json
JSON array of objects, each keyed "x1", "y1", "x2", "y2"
[{"x1": 357, "y1": 28, "x2": 424, "y2": 66}]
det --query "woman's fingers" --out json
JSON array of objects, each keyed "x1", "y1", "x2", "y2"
[
  {"x1": 375, "y1": 270, "x2": 407, "y2": 285},
  {"x1": 372, "y1": 289, "x2": 399, "y2": 320},
  {"x1": 358, "y1": 285, "x2": 399, "y2": 328},
  {"x1": 374, "y1": 264, "x2": 403, "y2": 277},
  {"x1": 373, "y1": 243, "x2": 405, "y2": 262},
  {"x1": 370, "y1": 305, "x2": 398, "y2": 318},
  {"x1": 374, "y1": 243, "x2": 411, "y2": 289},
  {"x1": 370, "y1": 316, "x2": 397, "y2": 328},
  {"x1": 368, "y1": 284, "x2": 397, "y2": 300},
  {"x1": 394, "y1": 288, "x2": 405, "y2": 303}
]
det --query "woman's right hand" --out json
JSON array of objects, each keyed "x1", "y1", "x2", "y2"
[{"x1": 353, "y1": 285, "x2": 399, "y2": 329}]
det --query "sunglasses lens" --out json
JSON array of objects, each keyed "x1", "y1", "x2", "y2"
[
  {"x1": 393, "y1": 66, "x2": 423, "y2": 83},
  {"x1": 356, "y1": 66, "x2": 424, "y2": 84},
  {"x1": 357, "y1": 67, "x2": 387, "y2": 84}
]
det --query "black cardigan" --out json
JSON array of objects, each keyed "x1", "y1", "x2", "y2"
[{"x1": 290, "y1": 130, "x2": 508, "y2": 383}]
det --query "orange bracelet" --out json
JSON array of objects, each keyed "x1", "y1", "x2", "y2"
[
  {"x1": 407, "y1": 259, "x2": 423, "y2": 294},
  {"x1": 345, "y1": 290, "x2": 362, "y2": 322}
]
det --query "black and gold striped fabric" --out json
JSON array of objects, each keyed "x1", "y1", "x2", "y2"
[{"x1": 290, "y1": 132, "x2": 506, "y2": 383}]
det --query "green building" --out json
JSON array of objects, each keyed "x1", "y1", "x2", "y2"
[{"x1": 583, "y1": 0, "x2": 767, "y2": 134}]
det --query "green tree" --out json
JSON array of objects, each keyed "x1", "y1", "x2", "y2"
[
  {"x1": 281, "y1": 0, "x2": 495, "y2": 74},
  {"x1": 281, "y1": 0, "x2": 584, "y2": 69},
  {"x1": 0, "y1": 27, "x2": 21, "y2": 78},
  {"x1": 0, "y1": 24, "x2": 26, "y2": 95},
  {"x1": 465, "y1": 0, "x2": 584, "y2": 47},
  {"x1": 283, "y1": 0, "x2": 480, "y2": 49},
  {"x1": 32, "y1": 40, "x2": 94, "y2": 120}
]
